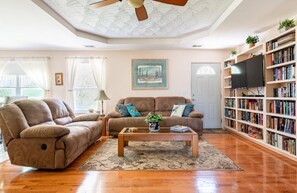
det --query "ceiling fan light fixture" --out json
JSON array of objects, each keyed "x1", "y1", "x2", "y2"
[{"x1": 128, "y1": 0, "x2": 144, "y2": 8}]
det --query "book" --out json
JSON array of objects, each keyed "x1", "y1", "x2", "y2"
[{"x1": 170, "y1": 125, "x2": 190, "y2": 132}]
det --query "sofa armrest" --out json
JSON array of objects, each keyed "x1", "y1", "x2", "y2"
[
  {"x1": 20, "y1": 125, "x2": 70, "y2": 138},
  {"x1": 107, "y1": 111, "x2": 121, "y2": 118},
  {"x1": 189, "y1": 111, "x2": 204, "y2": 118},
  {"x1": 72, "y1": 113, "x2": 100, "y2": 122}
]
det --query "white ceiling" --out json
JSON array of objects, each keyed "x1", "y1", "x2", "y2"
[{"x1": 0, "y1": 0, "x2": 297, "y2": 50}]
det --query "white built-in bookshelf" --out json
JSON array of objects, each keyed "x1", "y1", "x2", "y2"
[{"x1": 223, "y1": 27, "x2": 297, "y2": 160}]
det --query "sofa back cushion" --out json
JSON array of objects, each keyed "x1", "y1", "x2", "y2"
[
  {"x1": 14, "y1": 100, "x2": 53, "y2": 126},
  {"x1": 0, "y1": 104, "x2": 29, "y2": 142},
  {"x1": 123, "y1": 97, "x2": 155, "y2": 116},
  {"x1": 155, "y1": 97, "x2": 187, "y2": 116},
  {"x1": 43, "y1": 99, "x2": 73, "y2": 125}
]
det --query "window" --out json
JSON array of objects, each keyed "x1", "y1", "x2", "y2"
[
  {"x1": 196, "y1": 66, "x2": 216, "y2": 75},
  {"x1": 0, "y1": 62, "x2": 44, "y2": 104},
  {"x1": 73, "y1": 60, "x2": 98, "y2": 112}
]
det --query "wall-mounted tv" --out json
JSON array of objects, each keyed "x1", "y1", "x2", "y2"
[
  {"x1": 231, "y1": 54, "x2": 264, "y2": 89},
  {"x1": 231, "y1": 61, "x2": 247, "y2": 89}
]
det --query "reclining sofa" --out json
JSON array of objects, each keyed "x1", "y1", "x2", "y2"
[
  {"x1": 0, "y1": 99, "x2": 102, "y2": 169},
  {"x1": 107, "y1": 96, "x2": 203, "y2": 137}
]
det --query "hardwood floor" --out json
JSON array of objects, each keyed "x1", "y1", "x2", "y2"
[{"x1": 1, "y1": 133, "x2": 297, "y2": 193}]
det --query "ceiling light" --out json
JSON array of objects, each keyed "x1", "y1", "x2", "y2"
[
  {"x1": 128, "y1": 0, "x2": 144, "y2": 8},
  {"x1": 84, "y1": 45, "x2": 94, "y2": 48},
  {"x1": 192, "y1": 45, "x2": 202, "y2": 48}
]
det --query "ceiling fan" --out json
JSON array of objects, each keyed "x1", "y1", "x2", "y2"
[{"x1": 90, "y1": 0, "x2": 188, "y2": 21}]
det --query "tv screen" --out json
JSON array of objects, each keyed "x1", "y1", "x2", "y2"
[
  {"x1": 231, "y1": 61, "x2": 247, "y2": 89},
  {"x1": 246, "y1": 54, "x2": 264, "y2": 88}
]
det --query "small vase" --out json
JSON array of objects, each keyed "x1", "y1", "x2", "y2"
[
  {"x1": 249, "y1": 43, "x2": 255, "y2": 48},
  {"x1": 149, "y1": 122, "x2": 160, "y2": 132}
]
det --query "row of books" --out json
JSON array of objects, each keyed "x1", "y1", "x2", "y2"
[
  {"x1": 269, "y1": 100, "x2": 296, "y2": 116},
  {"x1": 226, "y1": 119, "x2": 235, "y2": 128},
  {"x1": 273, "y1": 64, "x2": 295, "y2": 81},
  {"x1": 240, "y1": 124, "x2": 263, "y2": 139},
  {"x1": 225, "y1": 109, "x2": 236, "y2": 119},
  {"x1": 268, "y1": 46, "x2": 295, "y2": 65},
  {"x1": 225, "y1": 98, "x2": 235, "y2": 108},
  {"x1": 273, "y1": 82, "x2": 296, "y2": 97},
  {"x1": 241, "y1": 112, "x2": 263, "y2": 125},
  {"x1": 267, "y1": 131, "x2": 296, "y2": 155},
  {"x1": 238, "y1": 99, "x2": 263, "y2": 111},
  {"x1": 266, "y1": 33, "x2": 295, "y2": 52},
  {"x1": 267, "y1": 116, "x2": 296, "y2": 134}
]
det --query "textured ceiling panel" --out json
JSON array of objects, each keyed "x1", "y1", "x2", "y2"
[{"x1": 43, "y1": 0, "x2": 234, "y2": 38}]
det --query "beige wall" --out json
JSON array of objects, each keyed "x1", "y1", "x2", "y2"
[{"x1": 0, "y1": 50, "x2": 228, "y2": 112}]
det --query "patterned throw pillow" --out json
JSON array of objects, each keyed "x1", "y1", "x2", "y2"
[
  {"x1": 127, "y1": 105, "x2": 142, "y2": 117},
  {"x1": 117, "y1": 103, "x2": 131, "y2": 117},
  {"x1": 170, "y1": 104, "x2": 186, "y2": 117},
  {"x1": 178, "y1": 103, "x2": 194, "y2": 117}
]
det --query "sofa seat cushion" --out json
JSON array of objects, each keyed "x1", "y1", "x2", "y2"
[
  {"x1": 20, "y1": 125, "x2": 70, "y2": 138},
  {"x1": 56, "y1": 126, "x2": 91, "y2": 159},
  {"x1": 65, "y1": 121, "x2": 102, "y2": 144}
]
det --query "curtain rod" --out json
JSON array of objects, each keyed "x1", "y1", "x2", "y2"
[
  {"x1": 0, "y1": 56, "x2": 50, "y2": 59},
  {"x1": 65, "y1": 57, "x2": 107, "y2": 59}
]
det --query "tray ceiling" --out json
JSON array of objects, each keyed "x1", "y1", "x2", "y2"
[{"x1": 42, "y1": 0, "x2": 234, "y2": 39}]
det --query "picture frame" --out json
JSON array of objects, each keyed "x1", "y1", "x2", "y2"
[
  {"x1": 132, "y1": 59, "x2": 168, "y2": 90},
  {"x1": 55, "y1": 73, "x2": 63, "y2": 86}
]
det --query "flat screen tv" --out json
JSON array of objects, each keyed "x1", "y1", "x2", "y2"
[
  {"x1": 246, "y1": 54, "x2": 264, "y2": 87},
  {"x1": 231, "y1": 54, "x2": 264, "y2": 89},
  {"x1": 231, "y1": 61, "x2": 247, "y2": 89}
]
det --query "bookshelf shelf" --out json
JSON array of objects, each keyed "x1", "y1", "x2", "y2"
[
  {"x1": 224, "y1": 116, "x2": 237, "y2": 121},
  {"x1": 238, "y1": 108, "x2": 263, "y2": 113},
  {"x1": 222, "y1": 26, "x2": 297, "y2": 161},
  {"x1": 266, "y1": 60, "x2": 296, "y2": 69},
  {"x1": 266, "y1": 112, "x2": 296, "y2": 119},
  {"x1": 238, "y1": 120, "x2": 264, "y2": 128},
  {"x1": 266, "y1": 128, "x2": 296, "y2": 139},
  {"x1": 266, "y1": 79, "x2": 296, "y2": 84},
  {"x1": 265, "y1": 41, "x2": 296, "y2": 54}
]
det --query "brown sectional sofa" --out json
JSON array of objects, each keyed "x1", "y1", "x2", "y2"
[
  {"x1": 0, "y1": 99, "x2": 102, "y2": 169},
  {"x1": 107, "y1": 96, "x2": 203, "y2": 137}
]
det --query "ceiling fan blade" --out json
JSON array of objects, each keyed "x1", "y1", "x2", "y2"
[
  {"x1": 153, "y1": 0, "x2": 188, "y2": 6},
  {"x1": 135, "y1": 5, "x2": 148, "y2": 21},
  {"x1": 90, "y1": 0, "x2": 119, "y2": 8}
]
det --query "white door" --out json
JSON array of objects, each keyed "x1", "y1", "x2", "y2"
[{"x1": 191, "y1": 63, "x2": 221, "y2": 129}]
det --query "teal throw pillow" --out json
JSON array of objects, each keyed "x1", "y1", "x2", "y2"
[
  {"x1": 127, "y1": 105, "x2": 141, "y2": 117},
  {"x1": 117, "y1": 103, "x2": 131, "y2": 117},
  {"x1": 178, "y1": 103, "x2": 194, "y2": 117}
]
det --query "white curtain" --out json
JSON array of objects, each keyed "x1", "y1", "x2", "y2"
[
  {"x1": 89, "y1": 57, "x2": 105, "y2": 90},
  {"x1": 66, "y1": 58, "x2": 79, "y2": 109},
  {"x1": 15, "y1": 57, "x2": 50, "y2": 98},
  {"x1": 0, "y1": 58, "x2": 10, "y2": 75}
]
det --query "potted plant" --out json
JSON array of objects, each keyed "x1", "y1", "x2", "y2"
[
  {"x1": 230, "y1": 49, "x2": 237, "y2": 57},
  {"x1": 246, "y1": 35, "x2": 259, "y2": 48},
  {"x1": 145, "y1": 112, "x2": 163, "y2": 132},
  {"x1": 278, "y1": 19, "x2": 296, "y2": 33}
]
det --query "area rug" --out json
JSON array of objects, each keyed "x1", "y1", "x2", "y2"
[{"x1": 79, "y1": 139, "x2": 241, "y2": 171}]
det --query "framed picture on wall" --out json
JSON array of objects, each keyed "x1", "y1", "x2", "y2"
[
  {"x1": 131, "y1": 59, "x2": 168, "y2": 90},
  {"x1": 55, "y1": 73, "x2": 63, "y2": 86}
]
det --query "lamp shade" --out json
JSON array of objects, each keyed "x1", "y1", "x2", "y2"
[
  {"x1": 128, "y1": 0, "x2": 144, "y2": 8},
  {"x1": 95, "y1": 90, "x2": 110, "y2": 101}
]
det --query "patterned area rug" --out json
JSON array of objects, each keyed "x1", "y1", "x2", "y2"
[{"x1": 79, "y1": 139, "x2": 241, "y2": 171}]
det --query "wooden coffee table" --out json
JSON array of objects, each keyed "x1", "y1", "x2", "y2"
[{"x1": 118, "y1": 127, "x2": 198, "y2": 158}]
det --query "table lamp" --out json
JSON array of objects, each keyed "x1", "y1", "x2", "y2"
[{"x1": 95, "y1": 90, "x2": 110, "y2": 116}]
